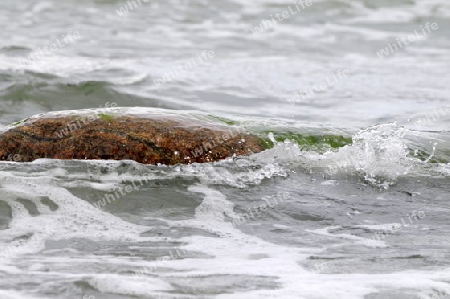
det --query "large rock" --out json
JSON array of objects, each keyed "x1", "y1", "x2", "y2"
[{"x1": 0, "y1": 108, "x2": 265, "y2": 165}]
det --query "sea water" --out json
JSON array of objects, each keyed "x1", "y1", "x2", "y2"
[{"x1": 0, "y1": 0, "x2": 450, "y2": 298}]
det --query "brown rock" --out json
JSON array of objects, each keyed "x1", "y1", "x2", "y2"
[{"x1": 0, "y1": 109, "x2": 265, "y2": 165}]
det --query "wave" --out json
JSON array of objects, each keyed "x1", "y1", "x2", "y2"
[
  {"x1": 1, "y1": 118, "x2": 448, "y2": 190},
  {"x1": 0, "y1": 114, "x2": 448, "y2": 299}
]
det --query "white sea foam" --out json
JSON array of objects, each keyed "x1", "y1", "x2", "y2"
[
  {"x1": 0, "y1": 290, "x2": 41, "y2": 299},
  {"x1": 0, "y1": 171, "x2": 166, "y2": 261},
  {"x1": 88, "y1": 275, "x2": 173, "y2": 296},
  {"x1": 0, "y1": 0, "x2": 449, "y2": 297},
  {"x1": 136, "y1": 185, "x2": 450, "y2": 298},
  {"x1": 0, "y1": 138, "x2": 448, "y2": 297}
]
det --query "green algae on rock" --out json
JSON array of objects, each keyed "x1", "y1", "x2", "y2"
[{"x1": 0, "y1": 108, "x2": 266, "y2": 165}]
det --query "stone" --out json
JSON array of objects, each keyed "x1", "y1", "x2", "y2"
[{"x1": 0, "y1": 108, "x2": 265, "y2": 165}]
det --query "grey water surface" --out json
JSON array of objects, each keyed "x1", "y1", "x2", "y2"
[{"x1": 0, "y1": 0, "x2": 450, "y2": 298}]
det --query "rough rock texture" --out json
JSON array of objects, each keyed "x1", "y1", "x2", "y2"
[{"x1": 0, "y1": 113, "x2": 265, "y2": 165}]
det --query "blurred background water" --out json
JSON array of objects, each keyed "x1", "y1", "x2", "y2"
[{"x1": 0, "y1": 0, "x2": 450, "y2": 298}]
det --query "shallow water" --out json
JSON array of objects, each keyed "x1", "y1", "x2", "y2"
[{"x1": 1, "y1": 0, "x2": 450, "y2": 298}]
